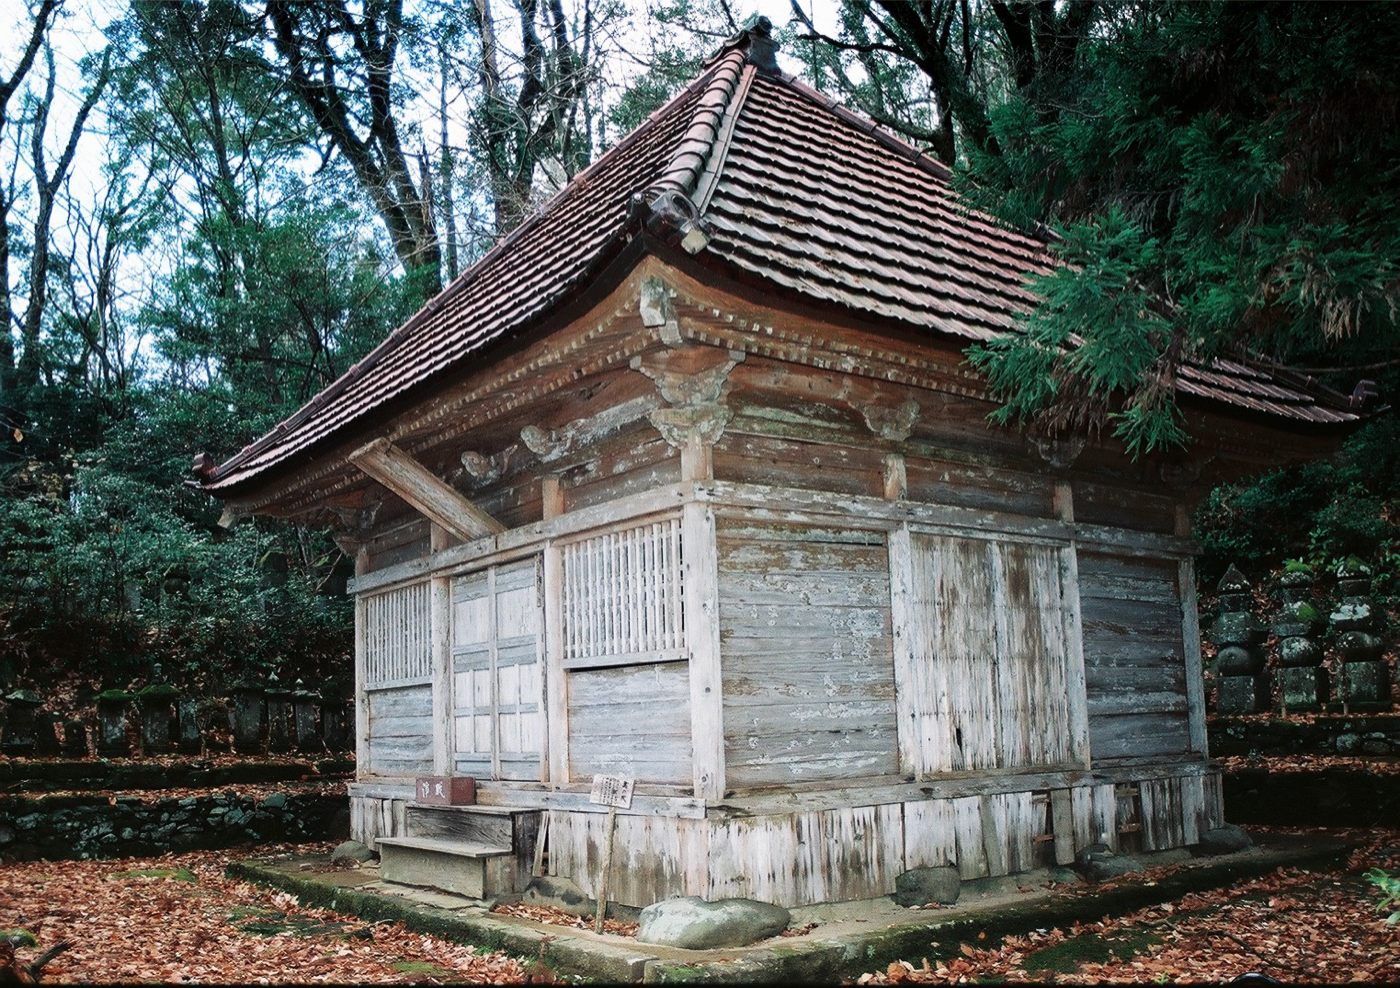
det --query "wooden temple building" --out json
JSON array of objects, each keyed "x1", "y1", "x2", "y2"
[{"x1": 201, "y1": 22, "x2": 1361, "y2": 907}]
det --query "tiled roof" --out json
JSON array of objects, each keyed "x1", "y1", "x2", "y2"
[{"x1": 207, "y1": 27, "x2": 1358, "y2": 494}]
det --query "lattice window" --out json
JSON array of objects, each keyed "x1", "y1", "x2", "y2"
[
  {"x1": 562, "y1": 518, "x2": 685, "y2": 669},
  {"x1": 364, "y1": 581, "x2": 432, "y2": 688}
]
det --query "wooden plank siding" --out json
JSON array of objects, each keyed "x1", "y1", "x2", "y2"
[
  {"x1": 898, "y1": 532, "x2": 1080, "y2": 776},
  {"x1": 364, "y1": 684, "x2": 433, "y2": 778},
  {"x1": 1077, "y1": 551, "x2": 1193, "y2": 761},
  {"x1": 544, "y1": 768, "x2": 1219, "y2": 907},
  {"x1": 567, "y1": 662, "x2": 693, "y2": 783},
  {"x1": 716, "y1": 521, "x2": 898, "y2": 788}
]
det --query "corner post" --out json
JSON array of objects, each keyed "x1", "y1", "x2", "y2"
[
  {"x1": 353, "y1": 546, "x2": 371, "y2": 780},
  {"x1": 682, "y1": 498, "x2": 725, "y2": 801}
]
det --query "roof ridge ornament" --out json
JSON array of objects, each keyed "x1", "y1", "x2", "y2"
[{"x1": 742, "y1": 15, "x2": 780, "y2": 75}]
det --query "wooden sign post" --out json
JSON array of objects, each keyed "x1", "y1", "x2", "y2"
[{"x1": 590, "y1": 774, "x2": 634, "y2": 934}]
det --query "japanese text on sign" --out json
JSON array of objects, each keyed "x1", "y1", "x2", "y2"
[{"x1": 589, "y1": 774, "x2": 634, "y2": 808}]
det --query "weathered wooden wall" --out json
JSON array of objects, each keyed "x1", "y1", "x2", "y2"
[
  {"x1": 1077, "y1": 551, "x2": 1193, "y2": 760},
  {"x1": 716, "y1": 520, "x2": 898, "y2": 788},
  {"x1": 896, "y1": 531, "x2": 1083, "y2": 775},
  {"x1": 350, "y1": 790, "x2": 410, "y2": 848},
  {"x1": 567, "y1": 662, "x2": 693, "y2": 783},
  {"x1": 364, "y1": 685, "x2": 434, "y2": 777},
  {"x1": 545, "y1": 767, "x2": 1224, "y2": 907}
]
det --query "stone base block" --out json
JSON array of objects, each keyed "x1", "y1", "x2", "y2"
[
  {"x1": 1217, "y1": 674, "x2": 1269, "y2": 714},
  {"x1": 1338, "y1": 661, "x2": 1392, "y2": 707},
  {"x1": 1277, "y1": 666, "x2": 1328, "y2": 711},
  {"x1": 1276, "y1": 660, "x2": 1327, "y2": 708}
]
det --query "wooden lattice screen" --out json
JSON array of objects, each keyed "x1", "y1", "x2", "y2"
[
  {"x1": 364, "y1": 581, "x2": 432, "y2": 688},
  {"x1": 562, "y1": 518, "x2": 685, "y2": 669}
]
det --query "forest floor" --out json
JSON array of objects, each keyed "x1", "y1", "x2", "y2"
[
  {"x1": 1, "y1": 829, "x2": 1396, "y2": 984},
  {"x1": 856, "y1": 826, "x2": 1400, "y2": 985},
  {"x1": 0, "y1": 843, "x2": 533, "y2": 984}
]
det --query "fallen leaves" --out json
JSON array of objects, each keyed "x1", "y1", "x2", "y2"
[
  {"x1": 855, "y1": 827, "x2": 1400, "y2": 984},
  {"x1": 488, "y1": 901, "x2": 639, "y2": 937},
  {"x1": 0, "y1": 845, "x2": 528, "y2": 983}
]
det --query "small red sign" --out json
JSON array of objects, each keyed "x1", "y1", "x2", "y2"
[{"x1": 415, "y1": 776, "x2": 476, "y2": 805}]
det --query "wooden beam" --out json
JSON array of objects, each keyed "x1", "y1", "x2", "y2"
[
  {"x1": 350, "y1": 438, "x2": 504, "y2": 541},
  {"x1": 541, "y1": 475, "x2": 565, "y2": 521}
]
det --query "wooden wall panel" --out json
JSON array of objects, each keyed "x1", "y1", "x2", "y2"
[
  {"x1": 713, "y1": 432, "x2": 884, "y2": 498},
  {"x1": 567, "y1": 662, "x2": 693, "y2": 784},
  {"x1": 904, "y1": 456, "x2": 1054, "y2": 518},
  {"x1": 900, "y1": 533, "x2": 1079, "y2": 776},
  {"x1": 717, "y1": 522, "x2": 898, "y2": 788},
  {"x1": 1073, "y1": 481, "x2": 1178, "y2": 534},
  {"x1": 1078, "y1": 552, "x2": 1192, "y2": 761},
  {"x1": 365, "y1": 683, "x2": 433, "y2": 777},
  {"x1": 546, "y1": 810, "x2": 708, "y2": 904}
]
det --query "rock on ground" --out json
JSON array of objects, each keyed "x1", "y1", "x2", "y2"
[
  {"x1": 1198, "y1": 824, "x2": 1253, "y2": 855},
  {"x1": 330, "y1": 840, "x2": 375, "y2": 866},
  {"x1": 637, "y1": 896, "x2": 790, "y2": 949},
  {"x1": 892, "y1": 866, "x2": 961, "y2": 907},
  {"x1": 1073, "y1": 843, "x2": 1143, "y2": 882}
]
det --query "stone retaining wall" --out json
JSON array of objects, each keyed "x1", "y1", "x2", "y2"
[
  {"x1": 1209, "y1": 714, "x2": 1400, "y2": 757},
  {"x1": 0, "y1": 787, "x2": 349, "y2": 861},
  {"x1": 0, "y1": 757, "x2": 354, "y2": 793}
]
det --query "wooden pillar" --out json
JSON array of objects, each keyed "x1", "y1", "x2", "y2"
[
  {"x1": 882, "y1": 453, "x2": 907, "y2": 501},
  {"x1": 353, "y1": 547, "x2": 371, "y2": 779},
  {"x1": 682, "y1": 500, "x2": 725, "y2": 801},
  {"x1": 1054, "y1": 481, "x2": 1092, "y2": 768},
  {"x1": 543, "y1": 538, "x2": 568, "y2": 785},
  {"x1": 541, "y1": 475, "x2": 565, "y2": 522},
  {"x1": 430, "y1": 524, "x2": 453, "y2": 776},
  {"x1": 1179, "y1": 557, "x2": 1208, "y2": 755},
  {"x1": 887, "y1": 522, "x2": 921, "y2": 777}
]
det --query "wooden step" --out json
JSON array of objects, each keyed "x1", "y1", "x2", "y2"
[
  {"x1": 401, "y1": 804, "x2": 541, "y2": 892},
  {"x1": 377, "y1": 836, "x2": 515, "y2": 899}
]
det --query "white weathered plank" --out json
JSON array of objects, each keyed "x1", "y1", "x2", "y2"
[{"x1": 683, "y1": 501, "x2": 725, "y2": 800}]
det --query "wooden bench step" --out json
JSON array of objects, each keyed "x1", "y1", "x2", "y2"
[{"x1": 378, "y1": 836, "x2": 515, "y2": 899}]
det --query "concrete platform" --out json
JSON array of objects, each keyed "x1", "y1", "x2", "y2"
[{"x1": 228, "y1": 833, "x2": 1350, "y2": 983}]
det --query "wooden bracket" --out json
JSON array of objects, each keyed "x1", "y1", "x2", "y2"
[
  {"x1": 630, "y1": 347, "x2": 744, "y2": 407},
  {"x1": 520, "y1": 394, "x2": 659, "y2": 462},
  {"x1": 458, "y1": 445, "x2": 518, "y2": 486},
  {"x1": 633, "y1": 346, "x2": 745, "y2": 481},
  {"x1": 349, "y1": 437, "x2": 505, "y2": 541},
  {"x1": 859, "y1": 398, "x2": 920, "y2": 443},
  {"x1": 1031, "y1": 434, "x2": 1086, "y2": 470}
]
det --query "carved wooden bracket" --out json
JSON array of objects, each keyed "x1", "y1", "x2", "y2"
[
  {"x1": 519, "y1": 394, "x2": 660, "y2": 462},
  {"x1": 647, "y1": 403, "x2": 732, "y2": 448},
  {"x1": 858, "y1": 398, "x2": 920, "y2": 442},
  {"x1": 633, "y1": 346, "x2": 745, "y2": 481},
  {"x1": 458, "y1": 444, "x2": 519, "y2": 486},
  {"x1": 631, "y1": 347, "x2": 744, "y2": 408},
  {"x1": 1031, "y1": 434, "x2": 1087, "y2": 470},
  {"x1": 349, "y1": 437, "x2": 504, "y2": 541}
]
